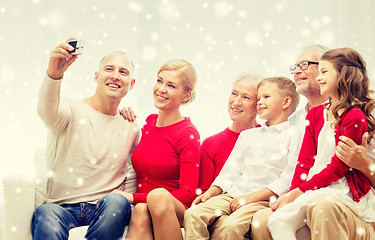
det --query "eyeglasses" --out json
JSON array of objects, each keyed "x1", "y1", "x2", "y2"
[{"x1": 290, "y1": 61, "x2": 319, "y2": 74}]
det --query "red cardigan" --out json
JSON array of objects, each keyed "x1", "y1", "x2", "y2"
[
  {"x1": 291, "y1": 105, "x2": 371, "y2": 202},
  {"x1": 131, "y1": 114, "x2": 201, "y2": 208}
]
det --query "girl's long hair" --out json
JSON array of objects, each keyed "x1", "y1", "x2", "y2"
[{"x1": 321, "y1": 47, "x2": 375, "y2": 140}]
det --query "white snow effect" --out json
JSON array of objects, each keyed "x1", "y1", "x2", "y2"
[
  {"x1": 252, "y1": 220, "x2": 260, "y2": 228},
  {"x1": 128, "y1": 1, "x2": 143, "y2": 13},
  {"x1": 214, "y1": 1, "x2": 232, "y2": 17},
  {"x1": 238, "y1": 9, "x2": 247, "y2": 19},
  {"x1": 356, "y1": 226, "x2": 365, "y2": 236},
  {"x1": 275, "y1": 2, "x2": 285, "y2": 12},
  {"x1": 150, "y1": 32, "x2": 159, "y2": 42},
  {"x1": 142, "y1": 45, "x2": 158, "y2": 61},
  {"x1": 300, "y1": 173, "x2": 307, "y2": 180},
  {"x1": 245, "y1": 31, "x2": 261, "y2": 46},
  {"x1": 0, "y1": 65, "x2": 15, "y2": 83},
  {"x1": 160, "y1": 2, "x2": 179, "y2": 19},
  {"x1": 320, "y1": 30, "x2": 336, "y2": 46},
  {"x1": 79, "y1": 119, "x2": 86, "y2": 125},
  {"x1": 195, "y1": 188, "x2": 202, "y2": 195},
  {"x1": 76, "y1": 178, "x2": 84, "y2": 186}
]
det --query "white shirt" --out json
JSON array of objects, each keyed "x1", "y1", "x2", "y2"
[
  {"x1": 288, "y1": 104, "x2": 309, "y2": 133},
  {"x1": 212, "y1": 121, "x2": 302, "y2": 197}
]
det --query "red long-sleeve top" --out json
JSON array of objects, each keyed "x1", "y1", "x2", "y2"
[
  {"x1": 131, "y1": 114, "x2": 201, "y2": 208},
  {"x1": 198, "y1": 128, "x2": 240, "y2": 192},
  {"x1": 291, "y1": 105, "x2": 372, "y2": 202}
]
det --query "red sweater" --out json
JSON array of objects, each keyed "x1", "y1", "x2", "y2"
[
  {"x1": 198, "y1": 128, "x2": 240, "y2": 192},
  {"x1": 291, "y1": 105, "x2": 371, "y2": 202},
  {"x1": 131, "y1": 114, "x2": 201, "y2": 208}
]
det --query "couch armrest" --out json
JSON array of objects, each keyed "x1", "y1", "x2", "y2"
[{"x1": 3, "y1": 175, "x2": 36, "y2": 240}]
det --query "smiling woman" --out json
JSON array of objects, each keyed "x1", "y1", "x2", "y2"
[{"x1": 125, "y1": 59, "x2": 201, "y2": 240}]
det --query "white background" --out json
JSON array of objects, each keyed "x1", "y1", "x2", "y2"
[{"x1": 1, "y1": 0, "x2": 374, "y2": 236}]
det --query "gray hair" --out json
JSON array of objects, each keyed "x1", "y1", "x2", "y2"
[
  {"x1": 303, "y1": 45, "x2": 330, "y2": 59},
  {"x1": 99, "y1": 51, "x2": 135, "y2": 77}
]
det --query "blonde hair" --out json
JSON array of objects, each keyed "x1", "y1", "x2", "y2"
[
  {"x1": 157, "y1": 59, "x2": 197, "y2": 104},
  {"x1": 257, "y1": 76, "x2": 300, "y2": 114}
]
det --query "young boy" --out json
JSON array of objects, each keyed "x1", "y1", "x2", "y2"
[{"x1": 184, "y1": 76, "x2": 301, "y2": 240}]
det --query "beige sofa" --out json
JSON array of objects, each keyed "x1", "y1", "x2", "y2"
[
  {"x1": 3, "y1": 150, "x2": 311, "y2": 240},
  {"x1": 2, "y1": 150, "x2": 134, "y2": 240}
]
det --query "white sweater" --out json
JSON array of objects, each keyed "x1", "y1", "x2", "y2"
[{"x1": 37, "y1": 75, "x2": 139, "y2": 205}]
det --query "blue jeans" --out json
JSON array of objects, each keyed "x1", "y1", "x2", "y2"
[{"x1": 31, "y1": 193, "x2": 131, "y2": 240}]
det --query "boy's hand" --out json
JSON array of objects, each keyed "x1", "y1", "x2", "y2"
[
  {"x1": 230, "y1": 194, "x2": 255, "y2": 212},
  {"x1": 270, "y1": 188, "x2": 302, "y2": 211},
  {"x1": 47, "y1": 38, "x2": 78, "y2": 80},
  {"x1": 119, "y1": 106, "x2": 137, "y2": 122},
  {"x1": 192, "y1": 185, "x2": 222, "y2": 205},
  {"x1": 192, "y1": 194, "x2": 207, "y2": 205}
]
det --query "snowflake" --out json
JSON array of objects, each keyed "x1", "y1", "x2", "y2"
[
  {"x1": 195, "y1": 188, "x2": 202, "y2": 195},
  {"x1": 128, "y1": 1, "x2": 143, "y2": 13},
  {"x1": 214, "y1": 1, "x2": 232, "y2": 17},
  {"x1": 79, "y1": 119, "x2": 86, "y2": 125},
  {"x1": 76, "y1": 178, "x2": 84, "y2": 186},
  {"x1": 90, "y1": 158, "x2": 97, "y2": 165},
  {"x1": 252, "y1": 220, "x2": 260, "y2": 228},
  {"x1": 356, "y1": 226, "x2": 365, "y2": 236},
  {"x1": 141, "y1": 46, "x2": 158, "y2": 61},
  {"x1": 245, "y1": 31, "x2": 261, "y2": 47},
  {"x1": 269, "y1": 195, "x2": 277, "y2": 204},
  {"x1": 238, "y1": 198, "x2": 246, "y2": 206},
  {"x1": 238, "y1": 10, "x2": 247, "y2": 19},
  {"x1": 214, "y1": 209, "x2": 222, "y2": 216}
]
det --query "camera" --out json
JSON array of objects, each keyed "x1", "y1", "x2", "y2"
[{"x1": 68, "y1": 40, "x2": 85, "y2": 55}]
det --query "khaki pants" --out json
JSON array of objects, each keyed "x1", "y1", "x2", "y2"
[
  {"x1": 184, "y1": 194, "x2": 269, "y2": 240},
  {"x1": 251, "y1": 195, "x2": 375, "y2": 240}
]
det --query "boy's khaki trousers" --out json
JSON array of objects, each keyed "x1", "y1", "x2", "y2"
[{"x1": 184, "y1": 194, "x2": 269, "y2": 240}]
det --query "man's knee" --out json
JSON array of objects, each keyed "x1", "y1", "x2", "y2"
[
  {"x1": 99, "y1": 193, "x2": 132, "y2": 224},
  {"x1": 32, "y1": 204, "x2": 71, "y2": 239},
  {"x1": 307, "y1": 195, "x2": 345, "y2": 220},
  {"x1": 32, "y1": 203, "x2": 65, "y2": 224}
]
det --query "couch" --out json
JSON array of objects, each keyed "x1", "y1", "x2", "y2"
[
  {"x1": 2, "y1": 150, "x2": 133, "y2": 240},
  {"x1": 2, "y1": 150, "x2": 310, "y2": 240}
]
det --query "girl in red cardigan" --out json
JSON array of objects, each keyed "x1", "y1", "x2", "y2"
[{"x1": 268, "y1": 48, "x2": 375, "y2": 240}]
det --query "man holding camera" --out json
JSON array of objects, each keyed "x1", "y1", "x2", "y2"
[{"x1": 31, "y1": 39, "x2": 139, "y2": 240}]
